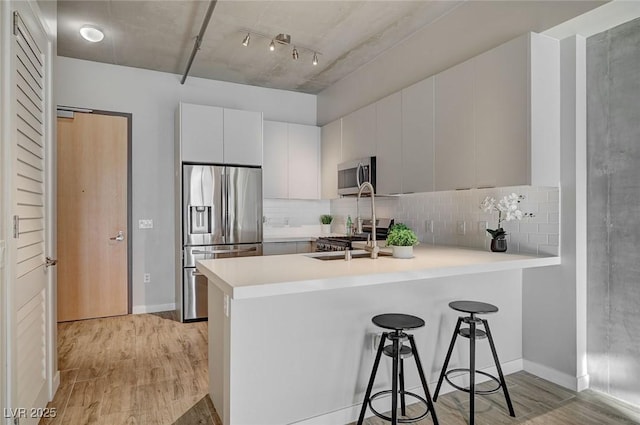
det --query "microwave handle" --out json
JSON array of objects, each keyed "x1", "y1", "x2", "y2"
[{"x1": 356, "y1": 162, "x2": 362, "y2": 187}]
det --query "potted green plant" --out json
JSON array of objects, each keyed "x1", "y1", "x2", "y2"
[
  {"x1": 386, "y1": 223, "x2": 418, "y2": 258},
  {"x1": 320, "y1": 214, "x2": 333, "y2": 234}
]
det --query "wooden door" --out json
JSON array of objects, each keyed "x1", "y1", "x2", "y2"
[{"x1": 56, "y1": 112, "x2": 128, "y2": 322}]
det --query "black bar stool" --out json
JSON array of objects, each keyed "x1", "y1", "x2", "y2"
[
  {"x1": 433, "y1": 301, "x2": 515, "y2": 425},
  {"x1": 357, "y1": 313, "x2": 439, "y2": 425}
]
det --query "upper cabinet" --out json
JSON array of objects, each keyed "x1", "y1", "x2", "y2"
[
  {"x1": 223, "y1": 108, "x2": 263, "y2": 166},
  {"x1": 434, "y1": 32, "x2": 559, "y2": 190},
  {"x1": 177, "y1": 103, "x2": 262, "y2": 166},
  {"x1": 342, "y1": 102, "x2": 376, "y2": 162},
  {"x1": 263, "y1": 120, "x2": 320, "y2": 200},
  {"x1": 402, "y1": 77, "x2": 435, "y2": 194},
  {"x1": 288, "y1": 124, "x2": 320, "y2": 199},
  {"x1": 321, "y1": 119, "x2": 342, "y2": 199},
  {"x1": 375, "y1": 92, "x2": 402, "y2": 195},
  {"x1": 178, "y1": 103, "x2": 224, "y2": 163},
  {"x1": 263, "y1": 121, "x2": 289, "y2": 199},
  {"x1": 434, "y1": 60, "x2": 476, "y2": 191}
]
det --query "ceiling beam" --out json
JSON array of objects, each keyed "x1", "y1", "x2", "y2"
[{"x1": 181, "y1": 0, "x2": 218, "y2": 85}]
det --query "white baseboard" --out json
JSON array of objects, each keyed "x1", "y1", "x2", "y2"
[
  {"x1": 132, "y1": 303, "x2": 176, "y2": 314},
  {"x1": 292, "y1": 359, "x2": 523, "y2": 425},
  {"x1": 523, "y1": 359, "x2": 588, "y2": 391},
  {"x1": 50, "y1": 370, "x2": 60, "y2": 400}
]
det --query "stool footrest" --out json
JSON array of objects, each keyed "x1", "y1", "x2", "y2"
[
  {"x1": 368, "y1": 390, "x2": 431, "y2": 423},
  {"x1": 443, "y1": 368, "x2": 502, "y2": 395},
  {"x1": 382, "y1": 344, "x2": 413, "y2": 359}
]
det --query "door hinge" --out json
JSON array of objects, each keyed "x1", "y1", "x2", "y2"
[
  {"x1": 13, "y1": 215, "x2": 19, "y2": 238},
  {"x1": 12, "y1": 11, "x2": 19, "y2": 36}
]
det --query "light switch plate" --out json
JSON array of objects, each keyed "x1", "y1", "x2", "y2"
[
  {"x1": 425, "y1": 220, "x2": 434, "y2": 233},
  {"x1": 139, "y1": 219, "x2": 153, "y2": 229},
  {"x1": 143, "y1": 273, "x2": 151, "y2": 283},
  {"x1": 456, "y1": 221, "x2": 466, "y2": 235}
]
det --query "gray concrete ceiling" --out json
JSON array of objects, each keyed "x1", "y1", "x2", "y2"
[{"x1": 57, "y1": 1, "x2": 605, "y2": 94}]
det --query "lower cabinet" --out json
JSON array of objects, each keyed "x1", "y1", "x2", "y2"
[{"x1": 263, "y1": 241, "x2": 314, "y2": 256}]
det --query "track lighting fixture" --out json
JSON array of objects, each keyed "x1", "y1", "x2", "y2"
[{"x1": 239, "y1": 30, "x2": 321, "y2": 65}]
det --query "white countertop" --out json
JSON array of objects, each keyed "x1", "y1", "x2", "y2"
[{"x1": 197, "y1": 245, "x2": 560, "y2": 300}]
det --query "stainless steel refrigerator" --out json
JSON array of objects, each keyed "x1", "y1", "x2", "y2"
[{"x1": 177, "y1": 164, "x2": 263, "y2": 322}]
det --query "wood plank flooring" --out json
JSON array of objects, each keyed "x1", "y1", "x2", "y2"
[{"x1": 40, "y1": 312, "x2": 640, "y2": 425}]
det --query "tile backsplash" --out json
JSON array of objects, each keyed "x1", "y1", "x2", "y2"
[
  {"x1": 330, "y1": 186, "x2": 559, "y2": 255},
  {"x1": 264, "y1": 199, "x2": 330, "y2": 227}
]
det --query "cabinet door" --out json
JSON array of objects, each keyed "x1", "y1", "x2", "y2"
[
  {"x1": 180, "y1": 103, "x2": 223, "y2": 163},
  {"x1": 263, "y1": 121, "x2": 289, "y2": 198},
  {"x1": 341, "y1": 103, "x2": 376, "y2": 162},
  {"x1": 223, "y1": 108, "x2": 263, "y2": 166},
  {"x1": 375, "y1": 92, "x2": 402, "y2": 195},
  {"x1": 288, "y1": 124, "x2": 320, "y2": 199},
  {"x1": 321, "y1": 120, "x2": 342, "y2": 199},
  {"x1": 402, "y1": 77, "x2": 435, "y2": 193},
  {"x1": 434, "y1": 60, "x2": 475, "y2": 191},
  {"x1": 295, "y1": 242, "x2": 313, "y2": 253},
  {"x1": 262, "y1": 242, "x2": 298, "y2": 256},
  {"x1": 475, "y1": 35, "x2": 528, "y2": 188}
]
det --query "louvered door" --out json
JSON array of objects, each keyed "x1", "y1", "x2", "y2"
[{"x1": 9, "y1": 8, "x2": 51, "y2": 423}]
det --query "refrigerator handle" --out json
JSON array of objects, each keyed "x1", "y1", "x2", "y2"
[
  {"x1": 221, "y1": 169, "x2": 227, "y2": 243},
  {"x1": 225, "y1": 171, "x2": 231, "y2": 241}
]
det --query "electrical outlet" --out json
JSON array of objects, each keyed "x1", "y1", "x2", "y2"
[
  {"x1": 223, "y1": 294, "x2": 230, "y2": 317},
  {"x1": 371, "y1": 333, "x2": 382, "y2": 352},
  {"x1": 143, "y1": 273, "x2": 151, "y2": 283},
  {"x1": 456, "y1": 221, "x2": 466, "y2": 235},
  {"x1": 139, "y1": 219, "x2": 153, "y2": 229},
  {"x1": 425, "y1": 219, "x2": 434, "y2": 233},
  {"x1": 478, "y1": 221, "x2": 488, "y2": 234}
]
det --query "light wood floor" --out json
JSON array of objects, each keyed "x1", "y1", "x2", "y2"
[{"x1": 40, "y1": 312, "x2": 640, "y2": 425}]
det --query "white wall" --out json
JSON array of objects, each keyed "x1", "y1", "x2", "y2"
[
  {"x1": 316, "y1": 1, "x2": 603, "y2": 126},
  {"x1": 55, "y1": 56, "x2": 317, "y2": 312},
  {"x1": 521, "y1": 36, "x2": 588, "y2": 391}
]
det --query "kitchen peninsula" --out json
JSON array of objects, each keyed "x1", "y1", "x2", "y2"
[{"x1": 197, "y1": 246, "x2": 559, "y2": 425}]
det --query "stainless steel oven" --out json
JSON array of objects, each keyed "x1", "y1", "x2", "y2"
[{"x1": 338, "y1": 157, "x2": 376, "y2": 196}]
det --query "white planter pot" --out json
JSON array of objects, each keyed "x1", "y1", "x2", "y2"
[
  {"x1": 392, "y1": 245, "x2": 414, "y2": 259},
  {"x1": 321, "y1": 224, "x2": 331, "y2": 234}
]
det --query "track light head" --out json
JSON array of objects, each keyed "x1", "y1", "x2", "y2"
[
  {"x1": 312, "y1": 52, "x2": 318, "y2": 66},
  {"x1": 242, "y1": 33, "x2": 250, "y2": 47},
  {"x1": 269, "y1": 40, "x2": 275, "y2": 51},
  {"x1": 292, "y1": 47, "x2": 299, "y2": 60}
]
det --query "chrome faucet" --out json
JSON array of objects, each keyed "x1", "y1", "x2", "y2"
[{"x1": 357, "y1": 181, "x2": 379, "y2": 259}]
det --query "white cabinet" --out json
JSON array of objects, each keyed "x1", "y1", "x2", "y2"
[
  {"x1": 474, "y1": 34, "x2": 529, "y2": 188},
  {"x1": 178, "y1": 103, "x2": 224, "y2": 163},
  {"x1": 177, "y1": 103, "x2": 263, "y2": 166},
  {"x1": 341, "y1": 103, "x2": 376, "y2": 162},
  {"x1": 263, "y1": 241, "x2": 313, "y2": 256},
  {"x1": 401, "y1": 77, "x2": 435, "y2": 193},
  {"x1": 223, "y1": 108, "x2": 263, "y2": 166},
  {"x1": 434, "y1": 59, "x2": 476, "y2": 191},
  {"x1": 321, "y1": 119, "x2": 341, "y2": 199},
  {"x1": 288, "y1": 124, "x2": 320, "y2": 199},
  {"x1": 263, "y1": 121, "x2": 289, "y2": 198},
  {"x1": 263, "y1": 120, "x2": 320, "y2": 200},
  {"x1": 434, "y1": 33, "x2": 559, "y2": 190},
  {"x1": 375, "y1": 92, "x2": 402, "y2": 195}
]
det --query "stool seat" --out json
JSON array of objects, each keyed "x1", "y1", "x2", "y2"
[
  {"x1": 372, "y1": 313, "x2": 425, "y2": 330},
  {"x1": 449, "y1": 301, "x2": 498, "y2": 315}
]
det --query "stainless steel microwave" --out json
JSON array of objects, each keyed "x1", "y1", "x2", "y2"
[{"x1": 337, "y1": 157, "x2": 376, "y2": 196}]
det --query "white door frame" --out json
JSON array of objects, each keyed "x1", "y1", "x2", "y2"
[{"x1": 1, "y1": 1, "x2": 8, "y2": 422}]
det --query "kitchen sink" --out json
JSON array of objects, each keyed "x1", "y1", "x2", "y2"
[{"x1": 306, "y1": 249, "x2": 392, "y2": 261}]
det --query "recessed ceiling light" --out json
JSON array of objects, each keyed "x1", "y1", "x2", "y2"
[{"x1": 80, "y1": 25, "x2": 104, "y2": 43}]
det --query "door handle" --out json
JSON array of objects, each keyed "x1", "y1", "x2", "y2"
[
  {"x1": 110, "y1": 231, "x2": 125, "y2": 241},
  {"x1": 191, "y1": 270, "x2": 204, "y2": 277},
  {"x1": 45, "y1": 257, "x2": 57, "y2": 268}
]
